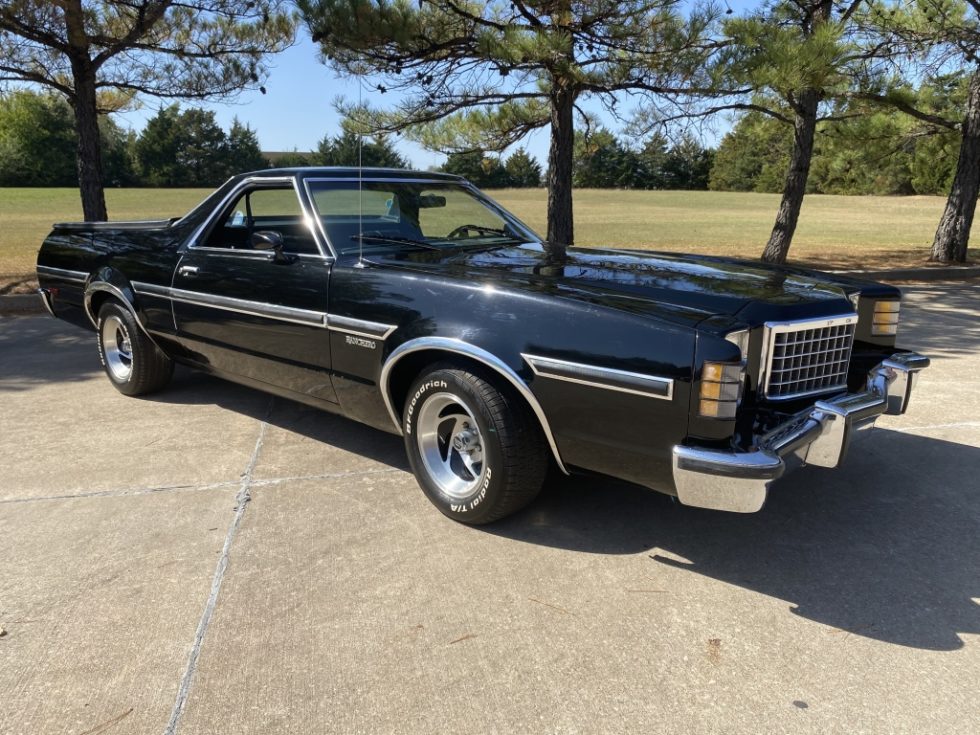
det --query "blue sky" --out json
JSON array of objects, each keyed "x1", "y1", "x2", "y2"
[{"x1": 120, "y1": 2, "x2": 758, "y2": 169}]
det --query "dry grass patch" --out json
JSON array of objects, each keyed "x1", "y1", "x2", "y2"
[{"x1": 1, "y1": 186, "x2": 969, "y2": 293}]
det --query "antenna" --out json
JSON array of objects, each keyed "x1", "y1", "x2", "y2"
[{"x1": 355, "y1": 77, "x2": 365, "y2": 269}]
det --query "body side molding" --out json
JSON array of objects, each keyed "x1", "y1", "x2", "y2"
[
  {"x1": 327, "y1": 314, "x2": 397, "y2": 340},
  {"x1": 131, "y1": 281, "x2": 330, "y2": 328},
  {"x1": 379, "y1": 337, "x2": 569, "y2": 475},
  {"x1": 522, "y1": 353, "x2": 674, "y2": 400},
  {"x1": 37, "y1": 265, "x2": 88, "y2": 283}
]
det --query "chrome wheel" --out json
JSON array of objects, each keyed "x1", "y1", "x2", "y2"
[
  {"x1": 416, "y1": 392, "x2": 485, "y2": 499},
  {"x1": 101, "y1": 314, "x2": 133, "y2": 382}
]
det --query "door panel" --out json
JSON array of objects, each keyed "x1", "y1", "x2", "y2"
[
  {"x1": 172, "y1": 251, "x2": 336, "y2": 402},
  {"x1": 172, "y1": 183, "x2": 336, "y2": 403}
]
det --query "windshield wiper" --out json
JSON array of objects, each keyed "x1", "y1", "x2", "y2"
[{"x1": 350, "y1": 234, "x2": 444, "y2": 251}]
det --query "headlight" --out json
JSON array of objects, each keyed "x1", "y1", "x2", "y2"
[
  {"x1": 699, "y1": 361, "x2": 744, "y2": 419},
  {"x1": 872, "y1": 300, "x2": 900, "y2": 336}
]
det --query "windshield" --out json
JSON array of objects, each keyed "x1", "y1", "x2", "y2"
[{"x1": 306, "y1": 180, "x2": 537, "y2": 255}]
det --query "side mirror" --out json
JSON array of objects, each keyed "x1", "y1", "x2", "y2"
[
  {"x1": 250, "y1": 230, "x2": 294, "y2": 263},
  {"x1": 251, "y1": 230, "x2": 284, "y2": 251}
]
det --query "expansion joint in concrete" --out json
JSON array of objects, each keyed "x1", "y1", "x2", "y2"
[{"x1": 163, "y1": 400, "x2": 273, "y2": 735}]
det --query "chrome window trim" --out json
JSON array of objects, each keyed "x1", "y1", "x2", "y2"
[
  {"x1": 522, "y1": 354, "x2": 674, "y2": 400},
  {"x1": 185, "y1": 176, "x2": 332, "y2": 260},
  {"x1": 379, "y1": 337, "x2": 569, "y2": 474},
  {"x1": 131, "y1": 281, "x2": 329, "y2": 328},
  {"x1": 37, "y1": 265, "x2": 88, "y2": 283},
  {"x1": 302, "y1": 176, "x2": 541, "y2": 256},
  {"x1": 760, "y1": 313, "x2": 858, "y2": 401},
  {"x1": 327, "y1": 314, "x2": 397, "y2": 340}
]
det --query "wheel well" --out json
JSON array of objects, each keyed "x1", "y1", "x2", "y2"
[
  {"x1": 86, "y1": 290, "x2": 112, "y2": 323},
  {"x1": 387, "y1": 349, "x2": 527, "y2": 422},
  {"x1": 387, "y1": 350, "x2": 476, "y2": 422},
  {"x1": 384, "y1": 348, "x2": 566, "y2": 472}
]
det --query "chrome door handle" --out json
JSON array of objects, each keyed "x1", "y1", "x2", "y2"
[{"x1": 178, "y1": 265, "x2": 199, "y2": 276}]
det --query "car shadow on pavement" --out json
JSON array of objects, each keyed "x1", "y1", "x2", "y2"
[
  {"x1": 488, "y1": 429, "x2": 980, "y2": 652},
  {"x1": 151, "y1": 368, "x2": 410, "y2": 471},
  {"x1": 0, "y1": 316, "x2": 100, "y2": 391}
]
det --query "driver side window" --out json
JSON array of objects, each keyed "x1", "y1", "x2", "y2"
[{"x1": 204, "y1": 186, "x2": 319, "y2": 255}]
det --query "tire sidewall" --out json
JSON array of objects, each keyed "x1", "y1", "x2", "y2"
[
  {"x1": 403, "y1": 369, "x2": 504, "y2": 523},
  {"x1": 97, "y1": 302, "x2": 141, "y2": 394}
]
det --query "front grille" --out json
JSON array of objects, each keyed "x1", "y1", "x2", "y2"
[{"x1": 762, "y1": 315, "x2": 857, "y2": 400}]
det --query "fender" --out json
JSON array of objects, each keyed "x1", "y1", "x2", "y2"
[
  {"x1": 379, "y1": 336, "x2": 569, "y2": 475},
  {"x1": 83, "y1": 268, "x2": 159, "y2": 346}
]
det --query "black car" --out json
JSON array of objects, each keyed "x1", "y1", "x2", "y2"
[{"x1": 36, "y1": 167, "x2": 930, "y2": 523}]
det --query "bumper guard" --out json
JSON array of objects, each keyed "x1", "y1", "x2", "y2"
[{"x1": 672, "y1": 352, "x2": 930, "y2": 513}]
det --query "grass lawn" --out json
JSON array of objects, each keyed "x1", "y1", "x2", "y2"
[{"x1": 0, "y1": 186, "x2": 969, "y2": 293}]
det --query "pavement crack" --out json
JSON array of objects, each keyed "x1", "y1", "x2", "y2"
[
  {"x1": 163, "y1": 399, "x2": 273, "y2": 735},
  {"x1": 0, "y1": 481, "x2": 238, "y2": 506}
]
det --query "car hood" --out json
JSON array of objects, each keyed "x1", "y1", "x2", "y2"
[{"x1": 376, "y1": 243, "x2": 856, "y2": 329}]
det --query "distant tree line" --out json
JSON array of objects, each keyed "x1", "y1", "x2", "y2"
[{"x1": 1, "y1": 84, "x2": 968, "y2": 196}]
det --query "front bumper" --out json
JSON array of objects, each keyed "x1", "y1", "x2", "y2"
[{"x1": 671, "y1": 352, "x2": 930, "y2": 513}]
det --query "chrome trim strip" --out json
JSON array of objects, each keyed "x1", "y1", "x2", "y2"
[
  {"x1": 304, "y1": 176, "x2": 467, "y2": 185},
  {"x1": 327, "y1": 314, "x2": 397, "y2": 340},
  {"x1": 760, "y1": 313, "x2": 858, "y2": 401},
  {"x1": 37, "y1": 265, "x2": 87, "y2": 283},
  {"x1": 37, "y1": 288, "x2": 56, "y2": 318},
  {"x1": 379, "y1": 337, "x2": 569, "y2": 474},
  {"x1": 131, "y1": 281, "x2": 329, "y2": 328},
  {"x1": 522, "y1": 354, "x2": 674, "y2": 400},
  {"x1": 131, "y1": 281, "x2": 171, "y2": 298}
]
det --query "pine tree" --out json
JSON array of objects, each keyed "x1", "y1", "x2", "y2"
[
  {"x1": 714, "y1": 0, "x2": 867, "y2": 263},
  {"x1": 0, "y1": 2, "x2": 294, "y2": 220},
  {"x1": 859, "y1": 0, "x2": 980, "y2": 262},
  {"x1": 504, "y1": 148, "x2": 542, "y2": 188},
  {"x1": 315, "y1": 130, "x2": 409, "y2": 169},
  {"x1": 299, "y1": 0, "x2": 721, "y2": 257}
]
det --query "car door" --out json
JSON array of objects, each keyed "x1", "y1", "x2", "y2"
[{"x1": 171, "y1": 178, "x2": 337, "y2": 403}]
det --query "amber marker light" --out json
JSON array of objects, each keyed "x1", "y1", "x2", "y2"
[
  {"x1": 699, "y1": 361, "x2": 744, "y2": 419},
  {"x1": 872, "y1": 300, "x2": 901, "y2": 336}
]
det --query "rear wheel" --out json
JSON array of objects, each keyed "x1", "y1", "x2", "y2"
[
  {"x1": 97, "y1": 301, "x2": 173, "y2": 396},
  {"x1": 403, "y1": 364, "x2": 547, "y2": 524}
]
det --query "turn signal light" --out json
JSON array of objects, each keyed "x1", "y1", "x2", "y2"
[
  {"x1": 872, "y1": 300, "x2": 901, "y2": 336},
  {"x1": 699, "y1": 361, "x2": 744, "y2": 419}
]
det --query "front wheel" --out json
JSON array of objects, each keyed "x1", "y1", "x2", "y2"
[
  {"x1": 403, "y1": 364, "x2": 547, "y2": 524},
  {"x1": 97, "y1": 301, "x2": 173, "y2": 396}
]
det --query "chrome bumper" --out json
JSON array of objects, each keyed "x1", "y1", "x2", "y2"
[{"x1": 671, "y1": 352, "x2": 930, "y2": 513}]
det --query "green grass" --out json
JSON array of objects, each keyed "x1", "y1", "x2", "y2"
[{"x1": 0, "y1": 186, "x2": 962, "y2": 292}]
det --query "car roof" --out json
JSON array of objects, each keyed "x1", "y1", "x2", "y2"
[{"x1": 238, "y1": 166, "x2": 466, "y2": 182}]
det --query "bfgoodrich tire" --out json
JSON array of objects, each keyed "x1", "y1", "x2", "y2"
[
  {"x1": 403, "y1": 363, "x2": 548, "y2": 524},
  {"x1": 97, "y1": 300, "x2": 173, "y2": 396}
]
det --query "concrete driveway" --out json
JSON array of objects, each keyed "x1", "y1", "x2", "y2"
[{"x1": 1, "y1": 285, "x2": 978, "y2": 735}]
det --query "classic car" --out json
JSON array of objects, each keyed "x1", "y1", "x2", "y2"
[{"x1": 36, "y1": 167, "x2": 930, "y2": 523}]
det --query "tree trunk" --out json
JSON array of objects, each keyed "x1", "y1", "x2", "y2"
[
  {"x1": 931, "y1": 67, "x2": 980, "y2": 263},
  {"x1": 70, "y1": 59, "x2": 108, "y2": 222},
  {"x1": 762, "y1": 89, "x2": 818, "y2": 264},
  {"x1": 545, "y1": 84, "x2": 575, "y2": 259}
]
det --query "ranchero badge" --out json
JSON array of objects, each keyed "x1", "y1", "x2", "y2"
[{"x1": 345, "y1": 334, "x2": 376, "y2": 350}]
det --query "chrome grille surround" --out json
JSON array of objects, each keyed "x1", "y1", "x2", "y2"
[{"x1": 760, "y1": 314, "x2": 858, "y2": 401}]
